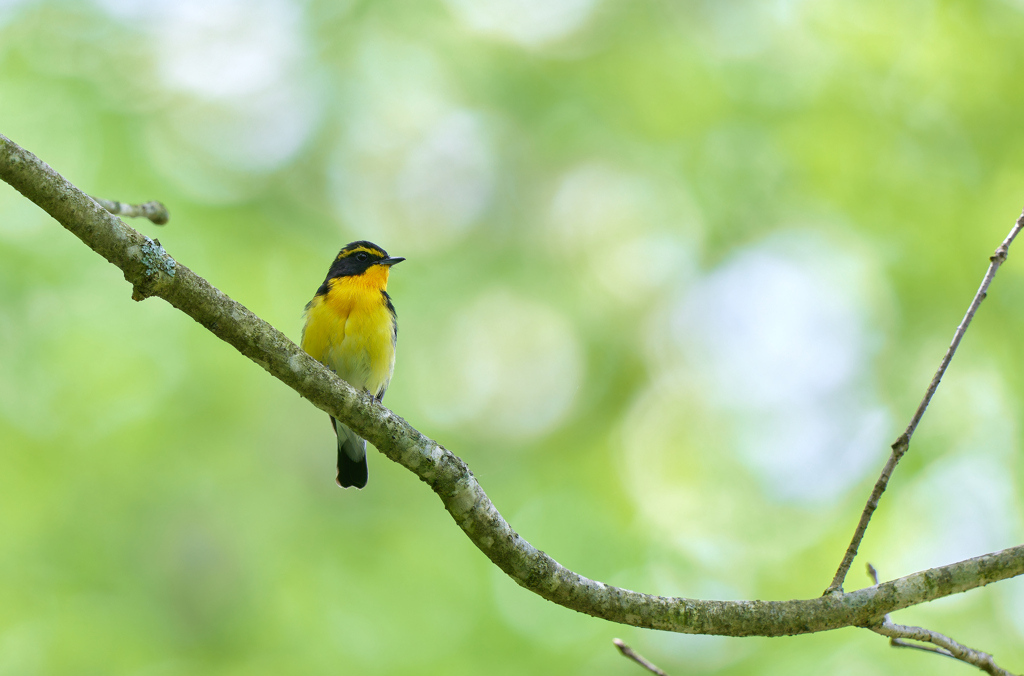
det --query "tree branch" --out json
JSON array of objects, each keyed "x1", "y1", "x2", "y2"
[
  {"x1": 863, "y1": 564, "x2": 1019, "y2": 675},
  {"x1": 824, "y1": 212, "x2": 1024, "y2": 595},
  {"x1": 2, "y1": 132, "x2": 1023, "y2": 640}
]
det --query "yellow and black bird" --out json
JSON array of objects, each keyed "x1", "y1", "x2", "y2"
[{"x1": 301, "y1": 241, "x2": 404, "y2": 489}]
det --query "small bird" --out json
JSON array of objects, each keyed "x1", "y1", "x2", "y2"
[{"x1": 301, "y1": 241, "x2": 404, "y2": 489}]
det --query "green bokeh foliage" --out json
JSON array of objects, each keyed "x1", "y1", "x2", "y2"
[{"x1": 1, "y1": 1, "x2": 1023, "y2": 674}]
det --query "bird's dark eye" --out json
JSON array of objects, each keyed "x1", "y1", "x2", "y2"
[{"x1": 356, "y1": 252, "x2": 369, "y2": 262}]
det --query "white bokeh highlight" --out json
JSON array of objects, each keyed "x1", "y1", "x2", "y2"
[
  {"x1": 414, "y1": 290, "x2": 583, "y2": 440},
  {"x1": 548, "y1": 162, "x2": 702, "y2": 304},
  {"x1": 331, "y1": 37, "x2": 495, "y2": 253},
  {"x1": 662, "y1": 231, "x2": 890, "y2": 503},
  {"x1": 0, "y1": 0, "x2": 29, "y2": 27},
  {"x1": 444, "y1": 0, "x2": 601, "y2": 49},
  {"x1": 153, "y1": 1, "x2": 303, "y2": 100},
  {"x1": 396, "y1": 112, "x2": 495, "y2": 236},
  {"x1": 677, "y1": 250, "x2": 863, "y2": 407},
  {"x1": 890, "y1": 455, "x2": 1022, "y2": 570},
  {"x1": 97, "y1": 0, "x2": 323, "y2": 200},
  {"x1": 620, "y1": 230, "x2": 894, "y2": 574},
  {"x1": 878, "y1": 368, "x2": 1023, "y2": 580}
]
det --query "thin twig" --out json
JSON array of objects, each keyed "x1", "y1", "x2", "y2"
[
  {"x1": 613, "y1": 639, "x2": 669, "y2": 676},
  {"x1": 864, "y1": 563, "x2": 1019, "y2": 675},
  {"x1": 872, "y1": 622, "x2": 1018, "y2": 676},
  {"x1": 890, "y1": 637, "x2": 958, "y2": 660},
  {"x1": 92, "y1": 196, "x2": 169, "y2": 225},
  {"x1": 866, "y1": 562, "x2": 880, "y2": 585},
  {"x1": 824, "y1": 211, "x2": 1024, "y2": 595}
]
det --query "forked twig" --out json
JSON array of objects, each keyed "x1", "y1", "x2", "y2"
[
  {"x1": 613, "y1": 639, "x2": 670, "y2": 676},
  {"x1": 865, "y1": 563, "x2": 1018, "y2": 675},
  {"x1": 872, "y1": 622, "x2": 1017, "y2": 676},
  {"x1": 824, "y1": 211, "x2": 1024, "y2": 595},
  {"x1": 865, "y1": 564, "x2": 951, "y2": 660}
]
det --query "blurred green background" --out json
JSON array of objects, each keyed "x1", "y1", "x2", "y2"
[{"x1": 2, "y1": 0, "x2": 1024, "y2": 674}]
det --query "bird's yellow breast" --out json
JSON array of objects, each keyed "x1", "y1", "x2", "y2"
[{"x1": 301, "y1": 271, "x2": 396, "y2": 399}]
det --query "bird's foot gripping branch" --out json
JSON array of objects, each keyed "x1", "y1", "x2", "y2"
[{"x1": 1, "y1": 132, "x2": 1022, "y2": 674}]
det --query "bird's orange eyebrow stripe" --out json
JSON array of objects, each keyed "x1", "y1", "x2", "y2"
[{"x1": 336, "y1": 246, "x2": 383, "y2": 260}]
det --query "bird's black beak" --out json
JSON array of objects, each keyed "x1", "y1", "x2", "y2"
[{"x1": 380, "y1": 257, "x2": 405, "y2": 267}]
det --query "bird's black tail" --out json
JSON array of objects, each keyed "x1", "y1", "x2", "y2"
[{"x1": 332, "y1": 416, "x2": 368, "y2": 489}]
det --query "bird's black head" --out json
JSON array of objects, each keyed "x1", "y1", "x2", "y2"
[
  {"x1": 319, "y1": 242, "x2": 403, "y2": 292},
  {"x1": 325, "y1": 241, "x2": 405, "y2": 279}
]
